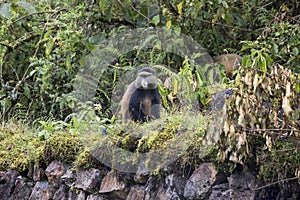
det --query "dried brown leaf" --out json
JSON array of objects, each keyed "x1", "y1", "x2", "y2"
[
  {"x1": 245, "y1": 72, "x2": 252, "y2": 86},
  {"x1": 285, "y1": 81, "x2": 292, "y2": 97},
  {"x1": 282, "y1": 96, "x2": 293, "y2": 116},
  {"x1": 253, "y1": 74, "x2": 259, "y2": 92}
]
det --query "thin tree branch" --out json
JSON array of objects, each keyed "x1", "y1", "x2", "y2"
[
  {"x1": 252, "y1": 177, "x2": 298, "y2": 191},
  {"x1": 12, "y1": 9, "x2": 67, "y2": 24},
  {"x1": 158, "y1": 0, "x2": 162, "y2": 27},
  {"x1": 116, "y1": 0, "x2": 150, "y2": 21},
  {"x1": 0, "y1": 42, "x2": 13, "y2": 50},
  {"x1": 14, "y1": 9, "x2": 67, "y2": 92},
  {"x1": 195, "y1": 18, "x2": 256, "y2": 33},
  {"x1": 98, "y1": 17, "x2": 135, "y2": 27}
]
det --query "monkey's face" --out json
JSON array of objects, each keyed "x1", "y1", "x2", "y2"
[{"x1": 135, "y1": 71, "x2": 158, "y2": 90}]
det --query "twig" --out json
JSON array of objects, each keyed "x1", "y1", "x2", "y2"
[
  {"x1": 158, "y1": 0, "x2": 162, "y2": 27},
  {"x1": 116, "y1": 0, "x2": 150, "y2": 21},
  {"x1": 12, "y1": 9, "x2": 67, "y2": 24},
  {"x1": 252, "y1": 177, "x2": 298, "y2": 191},
  {"x1": 0, "y1": 42, "x2": 13, "y2": 50},
  {"x1": 194, "y1": 18, "x2": 256, "y2": 33},
  {"x1": 97, "y1": 17, "x2": 134, "y2": 27},
  {"x1": 13, "y1": 8, "x2": 67, "y2": 92},
  {"x1": 246, "y1": 128, "x2": 294, "y2": 132}
]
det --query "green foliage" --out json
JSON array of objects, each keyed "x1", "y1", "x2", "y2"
[
  {"x1": 0, "y1": 124, "x2": 44, "y2": 172},
  {"x1": 241, "y1": 20, "x2": 300, "y2": 73},
  {"x1": 0, "y1": 121, "x2": 87, "y2": 172},
  {"x1": 258, "y1": 141, "x2": 300, "y2": 182},
  {"x1": 0, "y1": 1, "x2": 90, "y2": 120},
  {"x1": 1, "y1": 0, "x2": 299, "y2": 122}
]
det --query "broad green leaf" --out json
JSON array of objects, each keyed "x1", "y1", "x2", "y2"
[
  {"x1": 151, "y1": 15, "x2": 160, "y2": 26},
  {"x1": 66, "y1": 54, "x2": 71, "y2": 71},
  {"x1": 195, "y1": 71, "x2": 203, "y2": 87},
  {"x1": 99, "y1": 0, "x2": 107, "y2": 13},
  {"x1": 43, "y1": 29, "x2": 53, "y2": 39},
  {"x1": 293, "y1": 47, "x2": 299, "y2": 56},
  {"x1": 23, "y1": 83, "x2": 31, "y2": 99},
  {"x1": 45, "y1": 39, "x2": 54, "y2": 58}
]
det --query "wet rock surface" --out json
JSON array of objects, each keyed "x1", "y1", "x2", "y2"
[{"x1": 1, "y1": 160, "x2": 299, "y2": 199}]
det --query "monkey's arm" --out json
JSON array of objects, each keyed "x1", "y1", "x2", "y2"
[
  {"x1": 151, "y1": 88, "x2": 161, "y2": 119},
  {"x1": 129, "y1": 90, "x2": 147, "y2": 122}
]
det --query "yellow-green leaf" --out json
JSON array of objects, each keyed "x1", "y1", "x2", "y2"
[
  {"x1": 166, "y1": 20, "x2": 172, "y2": 29},
  {"x1": 66, "y1": 54, "x2": 71, "y2": 71},
  {"x1": 45, "y1": 39, "x2": 54, "y2": 59},
  {"x1": 173, "y1": 78, "x2": 178, "y2": 95},
  {"x1": 177, "y1": 2, "x2": 183, "y2": 15}
]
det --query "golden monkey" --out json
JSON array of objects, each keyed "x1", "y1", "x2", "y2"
[
  {"x1": 213, "y1": 54, "x2": 242, "y2": 79},
  {"x1": 121, "y1": 67, "x2": 160, "y2": 122}
]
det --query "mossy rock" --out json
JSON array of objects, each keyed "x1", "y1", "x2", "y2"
[{"x1": 43, "y1": 132, "x2": 83, "y2": 165}]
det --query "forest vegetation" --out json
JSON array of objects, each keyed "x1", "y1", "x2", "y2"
[{"x1": 0, "y1": 0, "x2": 299, "y2": 194}]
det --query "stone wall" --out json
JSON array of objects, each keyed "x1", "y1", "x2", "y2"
[{"x1": 0, "y1": 161, "x2": 298, "y2": 200}]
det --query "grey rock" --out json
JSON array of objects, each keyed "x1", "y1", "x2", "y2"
[
  {"x1": 183, "y1": 163, "x2": 219, "y2": 200},
  {"x1": 61, "y1": 169, "x2": 76, "y2": 187},
  {"x1": 75, "y1": 168, "x2": 103, "y2": 193},
  {"x1": 53, "y1": 184, "x2": 87, "y2": 200},
  {"x1": 53, "y1": 184, "x2": 68, "y2": 200},
  {"x1": 27, "y1": 163, "x2": 46, "y2": 182},
  {"x1": 228, "y1": 170, "x2": 255, "y2": 190},
  {"x1": 29, "y1": 181, "x2": 55, "y2": 200},
  {"x1": 0, "y1": 170, "x2": 18, "y2": 200},
  {"x1": 45, "y1": 160, "x2": 66, "y2": 188},
  {"x1": 227, "y1": 170, "x2": 256, "y2": 200},
  {"x1": 10, "y1": 176, "x2": 34, "y2": 200},
  {"x1": 165, "y1": 174, "x2": 186, "y2": 198},
  {"x1": 86, "y1": 194, "x2": 105, "y2": 200},
  {"x1": 99, "y1": 171, "x2": 128, "y2": 200},
  {"x1": 126, "y1": 185, "x2": 145, "y2": 200},
  {"x1": 134, "y1": 162, "x2": 150, "y2": 184},
  {"x1": 33, "y1": 164, "x2": 46, "y2": 182},
  {"x1": 209, "y1": 183, "x2": 230, "y2": 200},
  {"x1": 69, "y1": 189, "x2": 86, "y2": 200}
]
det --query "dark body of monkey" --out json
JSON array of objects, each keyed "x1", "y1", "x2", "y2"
[
  {"x1": 121, "y1": 67, "x2": 161, "y2": 122},
  {"x1": 213, "y1": 54, "x2": 242, "y2": 79}
]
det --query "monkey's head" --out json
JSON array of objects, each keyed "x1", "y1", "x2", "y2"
[{"x1": 134, "y1": 67, "x2": 158, "y2": 90}]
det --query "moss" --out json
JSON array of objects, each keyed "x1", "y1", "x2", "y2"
[
  {"x1": 0, "y1": 111, "x2": 217, "y2": 175},
  {"x1": 257, "y1": 140, "x2": 300, "y2": 182},
  {"x1": 0, "y1": 127, "x2": 44, "y2": 172},
  {"x1": 0, "y1": 124, "x2": 85, "y2": 173},
  {"x1": 43, "y1": 132, "x2": 83, "y2": 165},
  {"x1": 73, "y1": 149, "x2": 91, "y2": 168}
]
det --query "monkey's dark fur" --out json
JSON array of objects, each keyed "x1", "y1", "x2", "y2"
[{"x1": 121, "y1": 67, "x2": 161, "y2": 122}]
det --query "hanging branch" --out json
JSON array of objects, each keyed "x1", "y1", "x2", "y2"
[{"x1": 158, "y1": 0, "x2": 162, "y2": 27}]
